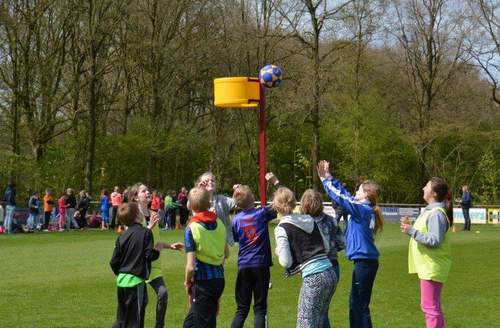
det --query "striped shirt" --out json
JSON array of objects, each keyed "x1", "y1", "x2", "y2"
[{"x1": 185, "y1": 222, "x2": 224, "y2": 280}]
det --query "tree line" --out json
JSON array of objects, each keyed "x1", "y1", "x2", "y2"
[{"x1": 0, "y1": 0, "x2": 498, "y2": 204}]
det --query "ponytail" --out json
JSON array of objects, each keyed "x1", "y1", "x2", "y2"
[
  {"x1": 362, "y1": 180, "x2": 384, "y2": 235},
  {"x1": 444, "y1": 191, "x2": 454, "y2": 226},
  {"x1": 430, "y1": 177, "x2": 454, "y2": 226},
  {"x1": 373, "y1": 205, "x2": 384, "y2": 235}
]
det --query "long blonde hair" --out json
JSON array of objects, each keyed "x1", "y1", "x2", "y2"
[{"x1": 362, "y1": 180, "x2": 384, "y2": 235}]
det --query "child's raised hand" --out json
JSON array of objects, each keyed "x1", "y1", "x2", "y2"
[
  {"x1": 317, "y1": 160, "x2": 332, "y2": 179},
  {"x1": 147, "y1": 211, "x2": 159, "y2": 230},
  {"x1": 265, "y1": 172, "x2": 279, "y2": 186}
]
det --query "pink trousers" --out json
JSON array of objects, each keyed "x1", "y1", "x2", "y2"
[
  {"x1": 420, "y1": 279, "x2": 445, "y2": 328},
  {"x1": 59, "y1": 210, "x2": 66, "y2": 230}
]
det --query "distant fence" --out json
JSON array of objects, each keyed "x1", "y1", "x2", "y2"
[
  {"x1": 299, "y1": 202, "x2": 500, "y2": 225},
  {"x1": 2, "y1": 202, "x2": 500, "y2": 225}
]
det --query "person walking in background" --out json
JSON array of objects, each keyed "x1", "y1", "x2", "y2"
[
  {"x1": 400, "y1": 177, "x2": 453, "y2": 328},
  {"x1": 151, "y1": 190, "x2": 162, "y2": 213},
  {"x1": 77, "y1": 190, "x2": 90, "y2": 229},
  {"x1": 100, "y1": 189, "x2": 110, "y2": 230},
  {"x1": 177, "y1": 187, "x2": 189, "y2": 227},
  {"x1": 110, "y1": 186, "x2": 123, "y2": 230},
  {"x1": 317, "y1": 160, "x2": 383, "y2": 328},
  {"x1": 58, "y1": 192, "x2": 69, "y2": 232},
  {"x1": 43, "y1": 189, "x2": 55, "y2": 231},
  {"x1": 27, "y1": 192, "x2": 41, "y2": 232},
  {"x1": 460, "y1": 185, "x2": 472, "y2": 231},
  {"x1": 66, "y1": 188, "x2": 79, "y2": 230},
  {"x1": 163, "y1": 191, "x2": 174, "y2": 230},
  {"x1": 168, "y1": 191, "x2": 178, "y2": 229},
  {"x1": 2, "y1": 181, "x2": 16, "y2": 234}
]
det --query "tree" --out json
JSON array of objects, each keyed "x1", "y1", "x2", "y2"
[
  {"x1": 274, "y1": 0, "x2": 354, "y2": 189},
  {"x1": 387, "y1": 0, "x2": 467, "y2": 184},
  {"x1": 466, "y1": 0, "x2": 500, "y2": 106}
]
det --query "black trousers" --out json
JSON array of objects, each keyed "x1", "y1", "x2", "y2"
[
  {"x1": 231, "y1": 267, "x2": 270, "y2": 328},
  {"x1": 183, "y1": 278, "x2": 225, "y2": 328},
  {"x1": 44, "y1": 211, "x2": 51, "y2": 229},
  {"x1": 149, "y1": 276, "x2": 168, "y2": 328},
  {"x1": 111, "y1": 206, "x2": 119, "y2": 229},
  {"x1": 168, "y1": 209, "x2": 177, "y2": 228},
  {"x1": 113, "y1": 282, "x2": 148, "y2": 328},
  {"x1": 78, "y1": 210, "x2": 87, "y2": 228},
  {"x1": 179, "y1": 207, "x2": 189, "y2": 226}
]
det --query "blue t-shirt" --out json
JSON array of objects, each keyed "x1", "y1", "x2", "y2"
[
  {"x1": 184, "y1": 222, "x2": 224, "y2": 280},
  {"x1": 100, "y1": 195, "x2": 110, "y2": 212},
  {"x1": 232, "y1": 206, "x2": 276, "y2": 269}
]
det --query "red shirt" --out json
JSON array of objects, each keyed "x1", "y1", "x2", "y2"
[
  {"x1": 58, "y1": 197, "x2": 67, "y2": 213},
  {"x1": 111, "y1": 192, "x2": 123, "y2": 207},
  {"x1": 151, "y1": 196, "x2": 161, "y2": 211}
]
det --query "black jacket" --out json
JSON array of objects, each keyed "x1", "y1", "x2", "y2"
[
  {"x1": 109, "y1": 223, "x2": 160, "y2": 280},
  {"x1": 77, "y1": 197, "x2": 90, "y2": 212},
  {"x1": 66, "y1": 194, "x2": 77, "y2": 208}
]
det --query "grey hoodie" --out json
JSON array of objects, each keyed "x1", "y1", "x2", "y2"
[{"x1": 275, "y1": 213, "x2": 327, "y2": 270}]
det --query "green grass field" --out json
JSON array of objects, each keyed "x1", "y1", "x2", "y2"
[{"x1": 1, "y1": 223, "x2": 499, "y2": 328}]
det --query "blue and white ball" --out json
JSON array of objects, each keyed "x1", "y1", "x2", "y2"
[{"x1": 259, "y1": 65, "x2": 282, "y2": 88}]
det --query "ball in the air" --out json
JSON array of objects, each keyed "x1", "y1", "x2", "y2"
[{"x1": 259, "y1": 65, "x2": 282, "y2": 88}]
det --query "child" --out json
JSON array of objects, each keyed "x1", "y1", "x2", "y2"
[
  {"x1": 58, "y1": 193, "x2": 68, "y2": 232},
  {"x1": 317, "y1": 160, "x2": 383, "y2": 328},
  {"x1": 273, "y1": 187, "x2": 336, "y2": 328},
  {"x1": 110, "y1": 186, "x2": 123, "y2": 230},
  {"x1": 400, "y1": 177, "x2": 453, "y2": 328},
  {"x1": 27, "y1": 192, "x2": 41, "y2": 232},
  {"x1": 100, "y1": 189, "x2": 110, "y2": 230},
  {"x1": 127, "y1": 182, "x2": 184, "y2": 328},
  {"x1": 43, "y1": 189, "x2": 55, "y2": 231},
  {"x1": 196, "y1": 172, "x2": 237, "y2": 245},
  {"x1": 230, "y1": 185, "x2": 276, "y2": 328},
  {"x1": 110, "y1": 203, "x2": 167, "y2": 328},
  {"x1": 183, "y1": 187, "x2": 229, "y2": 328}
]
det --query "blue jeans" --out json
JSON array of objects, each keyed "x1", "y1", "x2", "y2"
[
  {"x1": 349, "y1": 259, "x2": 379, "y2": 328},
  {"x1": 27, "y1": 213, "x2": 37, "y2": 230},
  {"x1": 66, "y1": 208, "x2": 79, "y2": 229},
  {"x1": 4, "y1": 205, "x2": 15, "y2": 233},
  {"x1": 462, "y1": 207, "x2": 471, "y2": 231}
]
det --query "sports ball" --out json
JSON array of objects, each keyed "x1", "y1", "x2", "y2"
[{"x1": 259, "y1": 65, "x2": 282, "y2": 88}]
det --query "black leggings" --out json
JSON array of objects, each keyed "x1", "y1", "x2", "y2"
[
  {"x1": 149, "y1": 276, "x2": 168, "y2": 328},
  {"x1": 44, "y1": 211, "x2": 51, "y2": 229}
]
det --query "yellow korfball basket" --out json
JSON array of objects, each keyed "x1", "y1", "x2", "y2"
[{"x1": 214, "y1": 77, "x2": 261, "y2": 108}]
